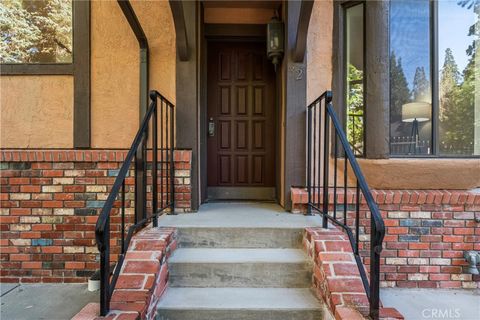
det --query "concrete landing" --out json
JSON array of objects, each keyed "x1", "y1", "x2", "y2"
[{"x1": 160, "y1": 202, "x2": 321, "y2": 228}]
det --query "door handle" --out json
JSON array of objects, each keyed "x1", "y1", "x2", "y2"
[{"x1": 208, "y1": 117, "x2": 215, "y2": 136}]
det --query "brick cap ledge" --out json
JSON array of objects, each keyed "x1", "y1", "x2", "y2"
[
  {"x1": 0, "y1": 149, "x2": 192, "y2": 163},
  {"x1": 291, "y1": 187, "x2": 480, "y2": 207}
]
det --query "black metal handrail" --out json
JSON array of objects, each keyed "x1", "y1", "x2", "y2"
[
  {"x1": 95, "y1": 90, "x2": 175, "y2": 316},
  {"x1": 307, "y1": 91, "x2": 385, "y2": 320}
]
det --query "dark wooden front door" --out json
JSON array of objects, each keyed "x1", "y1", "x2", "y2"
[{"x1": 207, "y1": 41, "x2": 276, "y2": 200}]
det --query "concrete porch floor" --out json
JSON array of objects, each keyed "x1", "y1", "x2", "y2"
[
  {"x1": 161, "y1": 202, "x2": 323, "y2": 228},
  {"x1": 0, "y1": 283, "x2": 98, "y2": 320},
  {"x1": 381, "y1": 288, "x2": 480, "y2": 320}
]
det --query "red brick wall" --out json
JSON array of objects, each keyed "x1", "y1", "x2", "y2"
[
  {"x1": 0, "y1": 149, "x2": 191, "y2": 283},
  {"x1": 292, "y1": 188, "x2": 480, "y2": 289}
]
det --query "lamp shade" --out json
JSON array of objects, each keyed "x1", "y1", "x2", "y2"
[{"x1": 401, "y1": 102, "x2": 431, "y2": 122}]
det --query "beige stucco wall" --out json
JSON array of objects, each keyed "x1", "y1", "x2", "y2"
[
  {"x1": 91, "y1": 0, "x2": 175, "y2": 148},
  {"x1": 0, "y1": 76, "x2": 73, "y2": 148},
  {"x1": 359, "y1": 159, "x2": 480, "y2": 190},
  {"x1": 307, "y1": 0, "x2": 333, "y2": 104}
]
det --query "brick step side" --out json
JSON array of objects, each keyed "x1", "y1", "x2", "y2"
[{"x1": 303, "y1": 227, "x2": 404, "y2": 320}]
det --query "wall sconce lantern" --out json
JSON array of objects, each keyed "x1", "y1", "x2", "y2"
[{"x1": 267, "y1": 15, "x2": 284, "y2": 71}]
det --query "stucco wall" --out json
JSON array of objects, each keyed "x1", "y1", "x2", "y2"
[
  {"x1": 359, "y1": 159, "x2": 480, "y2": 190},
  {"x1": 307, "y1": 0, "x2": 333, "y2": 104},
  {"x1": 91, "y1": 0, "x2": 175, "y2": 148},
  {"x1": 0, "y1": 76, "x2": 73, "y2": 148}
]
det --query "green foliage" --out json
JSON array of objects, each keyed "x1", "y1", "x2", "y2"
[
  {"x1": 0, "y1": 0, "x2": 72, "y2": 63},
  {"x1": 346, "y1": 63, "x2": 364, "y2": 155}
]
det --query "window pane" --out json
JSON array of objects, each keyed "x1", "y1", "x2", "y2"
[
  {"x1": 390, "y1": 0, "x2": 432, "y2": 155},
  {"x1": 0, "y1": 0, "x2": 73, "y2": 64},
  {"x1": 438, "y1": 0, "x2": 479, "y2": 156},
  {"x1": 345, "y1": 3, "x2": 364, "y2": 157}
]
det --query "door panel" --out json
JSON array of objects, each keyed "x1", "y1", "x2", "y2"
[{"x1": 207, "y1": 41, "x2": 276, "y2": 190}]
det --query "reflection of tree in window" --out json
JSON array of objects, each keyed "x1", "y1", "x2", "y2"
[
  {"x1": 439, "y1": 0, "x2": 478, "y2": 155},
  {"x1": 389, "y1": 0, "x2": 432, "y2": 155},
  {"x1": 347, "y1": 64, "x2": 364, "y2": 156},
  {"x1": 0, "y1": 0, "x2": 72, "y2": 63}
]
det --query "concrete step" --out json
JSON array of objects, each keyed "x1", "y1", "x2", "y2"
[
  {"x1": 156, "y1": 287, "x2": 329, "y2": 320},
  {"x1": 177, "y1": 227, "x2": 304, "y2": 248},
  {"x1": 168, "y1": 248, "x2": 312, "y2": 288}
]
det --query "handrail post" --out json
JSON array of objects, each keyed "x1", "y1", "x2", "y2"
[
  {"x1": 322, "y1": 100, "x2": 330, "y2": 228},
  {"x1": 306, "y1": 106, "x2": 312, "y2": 215},
  {"x1": 370, "y1": 221, "x2": 381, "y2": 319},
  {"x1": 169, "y1": 104, "x2": 175, "y2": 214},
  {"x1": 134, "y1": 141, "x2": 146, "y2": 223},
  {"x1": 152, "y1": 94, "x2": 158, "y2": 227},
  {"x1": 99, "y1": 220, "x2": 110, "y2": 316}
]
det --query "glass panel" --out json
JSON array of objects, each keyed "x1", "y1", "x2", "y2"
[
  {"x1": 0, "y1": 0, "x2": 73, "y2": 64},
  {"x1": 345, "y1": 3, "x2": 365, "y2": 157},
  {"x1": 438, "y1": 0, "x2": 479, "y2": 156},
  {"x1": 390, "y1": 0, "x2": 432, "y2": 155}
]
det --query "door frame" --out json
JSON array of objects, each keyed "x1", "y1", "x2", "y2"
[{"x1": 199, "y1": 24, "x2": 281, "y2": 203}]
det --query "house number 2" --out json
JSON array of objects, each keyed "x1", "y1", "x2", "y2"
[{"x1": 289, "y1": 66, "x2": 304, "y2": 80}]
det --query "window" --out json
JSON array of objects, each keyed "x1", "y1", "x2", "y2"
[
  {"x1": 345, "y1": 2, "x2": 365, "y2": 157},
  {"x1": 0, "y1": 0, "x2": 73, "y2": 64},
  {"x1": 390, "y1": 0, "x2": 479, "y2": 156}
]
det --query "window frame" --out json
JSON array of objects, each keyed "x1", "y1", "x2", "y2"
[
  {"x1": 0, "y1": 0, "x2": 91, "y2": 148},
  {"x1": 389, "y1": 0, "x2": 479, "y2": 159}
]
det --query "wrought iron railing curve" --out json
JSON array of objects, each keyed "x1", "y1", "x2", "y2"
[
  {"x1": 307, "y1": 91, "x2": 385, "y2": 320},
  {"x1": 95, "y1": 90, "x2": 175, "y2": 316}
]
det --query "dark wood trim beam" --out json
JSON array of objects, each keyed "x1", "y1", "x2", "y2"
[
  {"x1": 169, "y1": 0, "x2": 189, "y2": 61},
  {"x1": 0, "y1": 64, "x2": 74, "y2": 75},
  {"x1": 293, "y1": 0, "x2": 314, "y2": 63},
  {"x1": 118, "y1": 0, "x2": 148, "y2": 48},
  {"x1": 73, "y1": 0, "x2": 91, "y2": 148},
  {"x1": 205, "y1": 24, "x2": 266, "y2": 38}
]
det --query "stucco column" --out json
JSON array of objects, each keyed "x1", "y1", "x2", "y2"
[
  {"x1": 284, "y1": 0, "x2": 307, "y2": 210},
  {"x1": 175, "y1": 1, "x2": 200, "y2": 210},
  {"x1": 365, "y1": 0, "x2": 390, "y2": 158}
]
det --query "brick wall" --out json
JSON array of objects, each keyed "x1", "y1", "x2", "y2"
[
  {"x1": 0, "y1": 149, "x2": 191, "y2": 283},
  {"x1": 292, "y1": 188, "x2": 480, "y2": 289}
]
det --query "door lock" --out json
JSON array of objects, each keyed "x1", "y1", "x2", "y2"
[{"x1": 208, "y1": 117, "x2": 215, "y2": 136}]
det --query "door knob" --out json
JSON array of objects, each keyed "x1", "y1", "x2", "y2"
[{"x1": 208, "y1": 117, "x2": 215, "y2": 136}]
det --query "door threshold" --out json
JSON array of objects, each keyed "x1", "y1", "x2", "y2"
[{"x1": 207, "y1": 187, "x2": 276, "y2": 201}]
